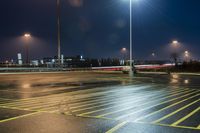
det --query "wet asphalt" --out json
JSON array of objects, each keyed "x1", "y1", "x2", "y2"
[{"x1": 0, "y1": 71, "x2": 199, "y2": 133}]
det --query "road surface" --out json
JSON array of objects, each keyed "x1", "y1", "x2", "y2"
[{"x1": 0, "y1": 71, "x2": 199, "y2": 133}]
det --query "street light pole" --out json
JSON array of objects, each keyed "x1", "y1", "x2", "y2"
[
  {"x1": 24, "y1": 33, "x2": 31, "y2": 65},
  {"x1": 26, "y1": 42, "x2": 29, "y2": 65},
  {"x1": 184, "y1": 50, "x2": 189, "y2": 62},
  {"x1": 129, "y1": 0, "x2": 134, "y2": 77},
  {"x1": 57, "y1": 0, "x2": 61, "y2": 66},
  {"x1": 121, "y1": 48, "x2": 127, "y2": 65}
]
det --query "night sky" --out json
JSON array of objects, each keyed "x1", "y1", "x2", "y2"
[{"x1": 0, "y1": 0, "x2": 200, "y2": 61}]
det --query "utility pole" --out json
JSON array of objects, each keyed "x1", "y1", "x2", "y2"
[{"x1": 24, "y1": 33, "x2": 31, "y2": 65}]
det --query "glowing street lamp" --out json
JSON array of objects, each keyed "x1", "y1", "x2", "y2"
[
  {"x1": 170, "y1": 40, "x2": 180, "y2": 66},
  {"x1": 184, "y1": 50, "x2": 189, "y2": 55},
  {"x1": 172, "y1": 40, "x2": 179, "y2": 47},
  {"x1": 121, "y1": 47, "x2": 127, "y2": 53},
  {"x1": 24, "y1": 33, "x2": 31, "y2": 64},
  {"x1": 24, "y1": 33, "x2": 31, "y2": 38},
  {"x1": 184, "y1": 50, "x2": 190, "y2": 62},
  {"x1": 172, "y1": 40, "x2": 178, "y2": 44}
]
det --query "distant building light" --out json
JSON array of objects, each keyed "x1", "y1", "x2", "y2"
[
  {"x1": 80, "y1": 59, "x2": 85, "y2": 61},
  {"x1": 31, "y1": 60, "x2": 39, "y2": 66},
  {"x1": 66, "y1": 59, "x2": 72, "y2": 61},
  {"x1": 40, "y1": 60, "x2": 44, "y2": 64}
]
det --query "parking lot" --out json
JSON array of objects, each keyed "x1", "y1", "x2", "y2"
[{"x1": 0, "y1": 71, "x2": 199, "y2": 133}]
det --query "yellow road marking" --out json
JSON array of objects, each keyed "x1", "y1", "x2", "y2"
[
  {"x1": 0, "y1": 84, "x2": 183, "y2": 106},
  {"x1": 0, "y1": 105, "x2": 53, "y2": 114},
  {"x1": 0, "y1": 85, "x2": 191, "y2": 108},
  {"x1": 3, "y1": 85, "x2": 170, "y2": 110},
  {"x1": 1, "y1": 88, "x2": 155, "y2": 113},
  {"x1": 77, "y1": 96, "x2": 160, "y2": 115},
  {"x1": 0, "y1": 98, "x2": 14, "y2": 100},
  {"x1": 12, "y1": 98, "x2": 70, "y2": 109},
  {"x1": 1, "y1": 85, "x2": 141, "y2": 106},
  {"x1": 0, "y1": 86, "x2": 73, "y2": 94},
  {"x1": 1, "y1": 86, "x2": 151, "y2": 112},
  {"x1": 72, "y1": 92, "x2": 163, "y2": 111},
  {"x1": 1, "y1": 85, "x2": 123, "y2": 104},
  {"x1": 9, "y1": 91, "x2": 155, "y2": 112},
  {"x1": 105, "y1": 121, "x2": 128, "y2": 133},
  {"x1": 135, "y1": 121, "x2": 200, "y2": 131},
  {"x1": 0, "y1": 105, "x2": 32, "y2": 111},
  {"x1": 197, "y1": 125, "x2": 200, "y2": 129},
  {"x1": 96, "y1": 89, "x2": 196, "y2": 118},
  {"x1": 171, "y1": 106, "x2": 200, "y2": 126},
  {"x1": 20, "y1": 89, "x2": 152, "y2": 108},
  {"x1": 115, "y1": 90, "x2": 200, "y2": 120},
  {"x1": 0, "y1": 112, "x2": 41, "y2": 123},
  {"x1": 76, "y1": 114, "x2": 114, "y2": 121},
  {"x1": 135, "y1": 94, "x2": 200, "y2": 122},
  {"x1": 77, "y1": 88, "x2": 189, "y2": 115},
  {"x1": 0, "y1": 88, "x2": 117, "y2": 106},
  {"x1": 70, "y1": 88, "x2": 190, "y2": 111},
  {"x1": 153, "y1": 98, "x2": 200, "y2": 123},
  {"x1": 12, "y1": 86, "x2": 153, "y2": 109},
  {"x1": 0, "y1": 87, "x2": 193, "y2": 118},
  {"x1": 68, "y1": 86, "x2": 160, "y2": 107}
]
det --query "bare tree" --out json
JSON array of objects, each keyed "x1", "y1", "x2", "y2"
[{"x1": 171, "y1": 52, "x2": 179, "y2": 66}]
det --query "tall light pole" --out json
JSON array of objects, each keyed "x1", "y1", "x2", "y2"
[
  {"x1": 184, "y1": 50, "x2": 189, "y2": 62},
  {"x1": 24, "y1": 33, "x2": 31, "y2": 65},
  {"x1": 171, "y1": 40, "x2": 180, "y2": 66},
  {"x1": 121, "y1": 47, "x2": 127, "y2": 65},
  {"x1": 129, "y1": 0, "x2": 133, "y2": 77},
  {"x1": 57, "y1": 0, "x2": 61, "y2": 66},
  {"x1": 122, "y1": 0, "x2": 139, "y2": 76}
]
